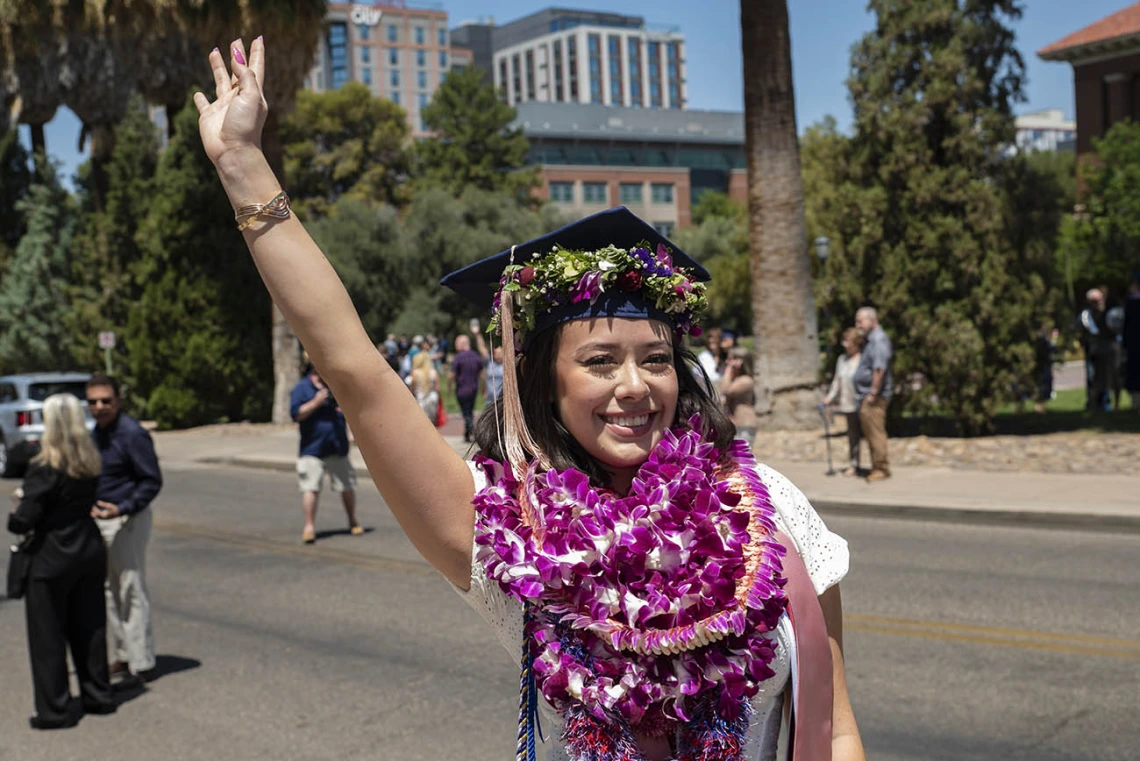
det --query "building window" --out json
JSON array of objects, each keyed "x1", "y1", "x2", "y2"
[
  {"x1": 390, "y1": 69, "x2": 399, "y2": 87},
  {"x1": 362, "y1": 46, "x2": 371, "y2": 64},
  {"x1": 628, "y1": 38, "x2": 642, "y2": 107},
  {"x1": 553, "y1": 40, "x2": 564, "y2": 101},
  {"x1": 389, "y1": 48, "x2": 399, "y2": 66},
  {"x1": 609, "y1": 35, "x2": 623, "y2": 104},
  {"x1": 525, "y1": 49, "x2": 536, "y2": 100},
  {"x1": 415, "y1": 26, "x2": 425, "y2": 45},
  {"x1": 358, "y1": 24, "x2": 370, "y2": 41},
  {"x1": 391, "y1": 91, "x2": 400, "y2": 105},
  {"x1": 667, "y1": 42, "x2": 681, "y2": 108},
  {"x1": 512, "y1": 53, "x2": 522, "y2": 102},
  {"x1": 653, "y1": 221, "x2": 675, "y2": 237},
  {"x1": 583, "y1": 182, "x2": 608, "y2": 204},
  {"x1": 439, "y1": 51, "x2": 447, "y2": 68},
  {"x1": 327, "y1": 22, "x2": 349, "y2": 90},
  {"x1": 568, "y1": 36, "x2": 579, "y2": 100},
  {"x1": 669, "y1": 82, "x2": 680, "y2": 109},
  {"x1": 588, "y1": 34, "x2": 602, "y2": 104},
  {"x1": 549, "y1": 182, "x2": 574, "y2": 203},
  {"x1": 438, "y1": 28, "x2": 446, "y2": 46},
  {"x1": 499, "y1": 58, "x2": 509, "y2": 102},
  {"x1": 387, "y1": 24, "x2": 398, "y2": 43},
  {"x1": 362, "y1": 67, "x2": 372, "y2": 85},
  {"x1": 417, "y1": 70, "x2": 427, "y2": 89},
  {"x1": 648, "y1": 42, "x2": 662, "y2": 107},
  {"x1": 417, "y1": 49, "x2": 426, "y2": 67},
  {"x1": 418, "y1": 92, "x2": 429, "y2": 112},
  {"x1": 619, "y1": 183, "x2": 643, "y2": 204},
  {"x1": 651, "y1": 183, "x2": 674, "y2": 204}
]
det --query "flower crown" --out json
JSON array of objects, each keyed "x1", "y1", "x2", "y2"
[{"x1": 488, "y1": 242, "x2": 708, "y2": 341}]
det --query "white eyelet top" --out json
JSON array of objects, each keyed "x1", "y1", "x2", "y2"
[{"x1": 452, "y1": 458, "x2": 849, "y2": 761}]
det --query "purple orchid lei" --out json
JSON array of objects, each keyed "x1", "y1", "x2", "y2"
[{"x1": 472, "y1": 417, "x2": 787, "y2": 733}]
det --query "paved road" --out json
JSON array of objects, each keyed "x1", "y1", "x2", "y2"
[{"x1": 1, "y1": 464, "x2": 1137, "y2": 761}]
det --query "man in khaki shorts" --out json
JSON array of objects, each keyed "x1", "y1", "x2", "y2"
[{"x1": 290, "y1": 363, "x2": 361, "y2": 544}]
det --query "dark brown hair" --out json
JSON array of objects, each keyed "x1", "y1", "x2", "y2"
[
  {"x1": 86, "y1": 373, "x2": 121, "y2": 397},
  {"x1": 473, "y1": 324, "x2": 737, "y2": 486}
]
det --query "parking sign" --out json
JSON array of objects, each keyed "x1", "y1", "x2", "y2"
[{"x1": 98, "y1": 331, "x2": 116, "y2": 349}]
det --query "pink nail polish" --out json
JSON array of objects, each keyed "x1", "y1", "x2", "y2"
[{"x1": 233, "y1": 47, "x2": 246, "y2": 65}]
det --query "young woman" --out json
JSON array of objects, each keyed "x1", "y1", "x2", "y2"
[
  {"x1": 8, "y1": 394, "x2": 116, "y2": 728},
  {"x1": 194, "y1": 38, "x2": 864, "y2": 761},
  {"x1": 823, "y1": 329, "x2": 864, "y2": 477},
  {"x1": 409, "y1": 350, "x2": 441, "y2": 424}
]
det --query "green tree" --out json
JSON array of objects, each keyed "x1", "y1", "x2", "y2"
[
  {"x1": 127, "y1": 98, "x2": 272, "y2": 428},
  {"x1": 416, "y1": 67, "x2": 538, "y2": 200},
  {"x1": 691, "y1": 191, "x2": 745, "y2": 226},
  {"x1": 1058, "y1": 120, "x2": 1140, "y2": 299},
  {"x1": 0, "y1": 159, "x2": 76, "y2": 373},
  {"x1": 282, "y1": 82, "x2": 411, "y2": 218},
  {"x1": 306, "y1": 198, "x2": 408, "y2": 339},
  {"x1": 0, "y1": 129, "x2": 32, "y2": 275},
  {"x1": 67, "y1": 97, "x2": 160, "y2": 377},
  {"x1": 828, "y1": 0, "x2": 1046, "y2": 434},
  {"x1": 673, "y1": 199, "x2": 751, "y2": 334}
]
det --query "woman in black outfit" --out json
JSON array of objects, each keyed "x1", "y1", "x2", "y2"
[{"x1": 8, "y1": 393, "x2": 116, "y2": 729}]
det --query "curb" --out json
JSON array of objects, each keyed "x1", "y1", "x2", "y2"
[{"x1": 198, "y1": 456, "x2": 1140, "y2": 535}]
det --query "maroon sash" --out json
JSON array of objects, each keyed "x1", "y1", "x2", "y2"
[{"x1": 775, "y1": 530, "x2": 833, "y2": 761}]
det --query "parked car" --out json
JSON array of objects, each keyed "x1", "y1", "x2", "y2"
[{"x1": 0, "y1": 372, "x2": 96, "y2": 478}]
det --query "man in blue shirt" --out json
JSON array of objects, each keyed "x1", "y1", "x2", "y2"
[
  {"x1": 853, "y1": 307, "x2": 894, "y2": 482},
  {"x1": 290, "y1": 364, "x2": 360, "y2": 544},
  {"x1": 87, "y1": 373, "x2": 162, "y2": 684}
]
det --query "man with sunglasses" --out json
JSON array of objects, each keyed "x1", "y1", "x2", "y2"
[{"x1": 86, "y1": 373, "x2": 163, "y2": 687}]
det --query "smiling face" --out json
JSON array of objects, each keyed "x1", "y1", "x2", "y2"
[{"x1": 553, "y1": 318, "x2": 679, "y2": 491}]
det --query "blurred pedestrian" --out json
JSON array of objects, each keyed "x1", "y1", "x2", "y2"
[
  {"x1": 719, "y1": 347, "x2": 758, "y2": 446},
  {"x1": 1124, "y1": 277, "x2": 1140, "y2": 410},
  {"x1": 696, "y1": 326, "x2": 724, "y2": 384},
  {"x1": 450, "y1": 334, "x2": 484, "y2": 442},
  {"x1": 409, "y1": 351, "x2": 441, "y2": 424},
  {"x1": 1080, "y1": 287, "x2": 1113, "y2": 410},
  {"x1": 1032, "y1": 326, "x2": 1059, "y2": 414},
  {"x1": 9, "y1": 393, "x2": 116, "y2": 729},
  {"x1": 854, "y1": 307, "x2": 893, "y2": 482},
  {"x1": 824, "y1": 328, "x2": 864, "y2": 475},
  {"x1": 378, "y1": 341, "x2": 400, "y2": 375},
  {"x1": 472, "y1": 324, "x2": 504, "y2": 407},
  {"x1": 289, "y1": 364, "x2": 360, "y2": 544},
  {"x1": 87, "y1": 373, "x2": 162, "y2": 686}
]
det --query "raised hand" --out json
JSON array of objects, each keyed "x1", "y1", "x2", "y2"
[{"x1": 194, "y1": 37, "x2": 268, "y2": 167}]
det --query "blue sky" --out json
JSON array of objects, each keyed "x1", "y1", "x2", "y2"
[{"x1": 22, "y1": 0, "x2": 1130, "y2": 183}]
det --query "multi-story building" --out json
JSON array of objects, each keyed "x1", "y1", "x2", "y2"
[
  {"x1": 486, "y1": 9, "x2": 687, "y2": 110},
  {"x1": 514, "y1": 102, "x2": 746, "y2": 234},
  {"x1": 303, "y1": 0, "x2": 473, "y2": 136},
  {"x1": 1013, "y1": 109, "x2": 1076, "y2": 153}
]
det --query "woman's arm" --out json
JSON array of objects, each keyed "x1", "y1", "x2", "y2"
[
  {"x1": 824, "y1": 361, "x2": 841, "y2": 405},
  {"x1": 819, "y1": 584, "x2": 866, "y2": 761},
  {"x1": 7, "y1": 466, "x2": 55, "y2": 534},
  {"x1": 195, "y1": 39, "x2": 475, "y2": 586}
]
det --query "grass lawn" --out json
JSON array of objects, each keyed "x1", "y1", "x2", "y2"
[{"x1": 992, "y1": 387, "x2": 1139, "y2": 435}]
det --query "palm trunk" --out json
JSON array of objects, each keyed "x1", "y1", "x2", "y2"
[
  {"x1": 263, "y1": 111, "x2": 301, "y2": 423},
  {"x1": 742, "y1": 0, "x2": 820, "y2": 430}
]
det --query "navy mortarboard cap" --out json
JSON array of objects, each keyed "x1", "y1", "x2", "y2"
[{"x1": 440, "y1": 206, "x2": 710, "y2": 313}]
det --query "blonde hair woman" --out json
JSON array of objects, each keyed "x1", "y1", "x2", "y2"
[
  {"x1": 823, "y1": 328, "x2": 865, "y2": 476},
  {"x1": 409, "y1": 350, "x2": 441, "y2": 425},
  {"x1": 8, "y1": 394, "x2": 116, "y2": 728}
]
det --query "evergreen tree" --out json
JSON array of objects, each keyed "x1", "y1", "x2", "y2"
[
  {"x1": 281, "y1": 82, "x2": 411, "y2": 219},
  {"x1": 0, "y1": 159, "x2": 77, "y2": 372},
  {"x1": 831, "y1": 0, "x2": 1044, "y2": 434},
  {"x1": 673, "y1": 199, "x2": 751, "y2": 334},
  {"x1": 415, "y1": 67, "x2": 538, "y2": 200},
  {"x1": 1059, "y1": 120, "x2": 1140, "y2": 298},
  {"x1": 67, "y1": 97, "x2": 160, "y2": 377},
  {"x1": 0, "y1": 129, "x2": 33, "y2": 275},
  {"x1": 128, "y1": 97, "x2": 272, "y2": 428}
]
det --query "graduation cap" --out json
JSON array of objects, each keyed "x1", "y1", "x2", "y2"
[{"x1": 440, "y1": 206, "x2": 710, "y2": 319}]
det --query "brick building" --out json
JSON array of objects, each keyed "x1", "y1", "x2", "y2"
[{"x1": 1039, "y1": 2, "x2": 1140, "y2": 154}]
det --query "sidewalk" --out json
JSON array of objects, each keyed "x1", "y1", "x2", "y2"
[{"x1": 152, "y1": 424, "x2": 1140, "y2": 532}]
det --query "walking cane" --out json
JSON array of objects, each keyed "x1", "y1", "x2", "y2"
[{"x1": 817, "y1": 403, "x2": 837, "y2": 476}]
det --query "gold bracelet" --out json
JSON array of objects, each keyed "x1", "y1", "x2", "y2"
[{"x1": 235, "y1": 190, "x2": 291, "y2": 231}]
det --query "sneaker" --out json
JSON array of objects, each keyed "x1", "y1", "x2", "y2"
[{"x1": 865, "y1": 470, "x2": 891, "y2": 483}]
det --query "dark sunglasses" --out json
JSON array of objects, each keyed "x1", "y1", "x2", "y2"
[{"x1": 86, "y1": 397, "x2": 115, "y2": 406}]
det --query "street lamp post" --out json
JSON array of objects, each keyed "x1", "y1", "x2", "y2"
[{"x1": 814, "y1": 235, "x2": 830, "y2": 268}]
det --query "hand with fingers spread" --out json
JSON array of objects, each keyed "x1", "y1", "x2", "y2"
[{"x1": 194, "y1": 37, "x2": 268, "y2": 167}]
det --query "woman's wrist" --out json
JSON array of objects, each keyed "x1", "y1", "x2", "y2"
[{"x1": 214, "y1": 147, "x2": 280, "y2": 208}]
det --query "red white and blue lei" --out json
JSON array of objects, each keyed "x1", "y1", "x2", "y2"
[{"x1": 472, "y1": 419, "x2": 788, "y2": 760}]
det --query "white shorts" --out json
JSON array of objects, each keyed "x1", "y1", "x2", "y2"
[{"x1": 296, "y1": 454, "x2": 357, "y2": 494}]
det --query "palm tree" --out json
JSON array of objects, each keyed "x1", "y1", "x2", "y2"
[{"x1": 741, "y1": 0, "x2": 821, "y2": 430}]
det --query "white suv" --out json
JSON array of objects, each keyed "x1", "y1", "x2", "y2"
[{"x1": 0, "y1": 373, "x2": 96, "y2": 478}]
